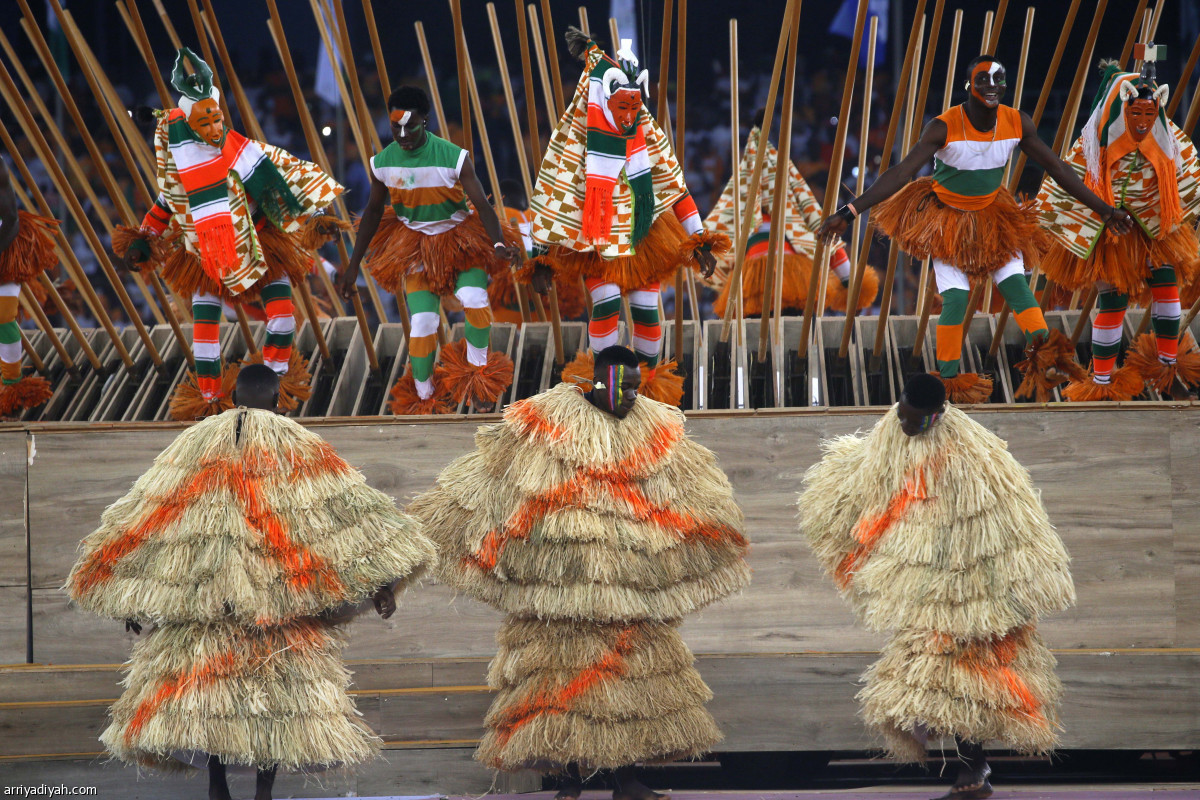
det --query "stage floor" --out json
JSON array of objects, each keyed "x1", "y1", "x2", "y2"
[{"x1": 470, "y1": 791, "x2": 1200, "y2": 799}]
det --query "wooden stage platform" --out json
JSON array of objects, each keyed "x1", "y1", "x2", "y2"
[{"x1": 2, "y1": 402, "x2": 1199, "y2": 794}]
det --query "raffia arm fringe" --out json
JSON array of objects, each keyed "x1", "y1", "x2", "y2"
[
  {"x1": 0, "y1": 375, "x2": 52, "y2": 415},
  {"x1": 1014, "y1": 329, "x2": 1086, "y2": 402},
  {"x1": 296, "y1": 214, "x2": 353, "y2": 252},
  {"x1": 937, "y1": 372, "x2": 993, "y2": 405},
  {"x1": 1062, "y1": 365, "x2": 1144, "y2": 401},
  {"x1": 825, "y1": 265, "x2": 881, "y2": 313},
  {"x1": 111, "y1": 224, "x2": 170, "y2": 270}
]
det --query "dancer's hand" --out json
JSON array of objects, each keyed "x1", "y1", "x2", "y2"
[
  {"x1": 1103, "y1": 206, "x2": 1134, "y2": 235},
  {"x1": 121, "y1": 243, "x2": 149, "y2": 273},
  {"x1": 694, "y1": 245, "x2": 717, "y2": 279},
  {"x1": 337, "y1": 262, "x2": 361, "y2": 302},
  {"x1": 494, "y1": 242, "x2": 522, "y2": 267},
  {"x1": 531, "y1": 262, "x2": 553, "y2": 296},
  {"x1": 817, "y1": 214, "x2": 849, "y2": 243},
  {"x1": 372, "y1": 585, "x2": 396, "y2": 619},
  {"x1": 124, "y1": 618, "x2": 142, "y2": 635}
]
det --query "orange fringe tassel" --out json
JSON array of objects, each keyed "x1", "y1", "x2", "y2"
[
  {"x1": 937, "y1": 371, "x2": 993, "y2": 405},
  {"x1": 362, "y1": 207, "x2": 520, "y2": 296},
  {"x1": 580, "y1": 183, "x2": 615, "y2": 243},
  {"x1": 1013, "y1": 329, "x2": 1086, "y2": 402},
  {"x1": 388, "y1": 369, "x2": 453, "y2": 415},
  {"x1": 0, "y1": 375, "x2": 52, "y2": 416},
  {"x1": 160, "y1": 226, "x2": 310, "y2": 302},
  {"x1": 676, "y1": 230, "x2": 733, "y2": 267},
  {"x1": 547, "y1": 214, "x2": 691, "y2": 293},
  {"x1": 559, "y1": 350, "x2": 685, "y2": 407},
  {"x1": 295, "y1": 214, "x2": 352, "y2": 252},
  {"x1": 111, "y1": 224, "x2": 171, "y2": 269},
  {"x1": 169, "y1": 363, "x2": 239, "y2": 421},
  {"x1": 0, "y1": 211, "x2": 59, "y2": 284},
  {"x1": 1040, "y1": 226, "x2": 1200, "y2": 299},
  {"x1": 873, "y1": 178, "x2": 1049, "y2": 277},
  {"x1": 1062, "y1": 365, "x2": 1144, "y2": 402},
  {"x1": 713, "y1": 253, "x2": 813, "y2": 318},
  {"x1": 434, "y1": 339, "x2": 514, "y2": 408},
  {"x1": 825, "y1": 265, "x2": 882, "y2": 313}
]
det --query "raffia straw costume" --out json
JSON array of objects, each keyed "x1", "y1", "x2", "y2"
[
  {"x1": 359, "y1": 131, "x2": 521, "y2": 414},
  {"x1": 798, "y1": 404, "x2": 1075, "y2": 762},
  {"x1": 521, "y1": 31, "x2": 730, "y2": 406},
  {"x1": 0, "y1": 195, "x2": 58, "y2": 415},
  {"x1": 113, "y1": 49, "x2": 344, "y2": 420},
  {"x1": 705, "y1": 126, "x2": 879, "y2": 318},
  {"x1": 490, "y1": 205, "x2": 587, "y2": 326},
  {"x1": 409, "y1": 382, "x2": 750, "y2": 772},
  {"x1": 65, "y1": 408, "x2": 437, "y2": 772},
  {"x1": 1036, "y1": 57, "x2": 1200, "y2": 401},
  {"x1": 873, "y1": 105, "x2": 1064, "y2": 404}
]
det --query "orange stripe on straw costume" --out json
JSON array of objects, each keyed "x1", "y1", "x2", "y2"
[
  {"x1": 931, "y1": 625, "x2": 1050, "y2": 728},
  {"x1": 491, "y1": 625, "x2": 639, "y2": 746}
]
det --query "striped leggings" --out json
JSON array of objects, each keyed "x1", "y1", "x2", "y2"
[
  {"x1": 0, "y1": 283, "x2": 21, "y2": 385},
  {"x1": 586, "y1": 279, "x2": 662, "y2": 370},
  {"x1": 934, "y1": 256, "x2": 1048, "y2": 378},
  {"x1": 406, "y1": 267, "x2": 491, "y2": 399},
  {"x1": 192, "y1": 278, "x2": 294, "y2": 401},
  {"x1": 1089, "y1": 267, "x2": 1179, "y2": 384}
]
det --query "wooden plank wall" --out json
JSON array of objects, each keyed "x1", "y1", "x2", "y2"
[{"x1": 2, "y1": 406, "x2": 1199, "y2": 769}]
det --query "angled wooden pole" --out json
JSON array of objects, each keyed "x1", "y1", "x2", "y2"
[
  {"x1": 909, "y1": 0, "x2": 946, "y2": 145},
  {"x1": 17, "y1": 324, "x2": 47, "y2": 375},
  {"x1": 1169, "y1": 33, "x2": 1200, "y2": 119},
  {"x1": 199, "y1": 2, "x2": 265, "y2": 140},
  {"x1": 449, "y1": 0, "x2": 473, "y2": 151},
  {"x1": 673, "y1": 0, "x2": 690, "y2": 362},
  {"x1": 719, "y1": 0, "x2": 799, "y2": 343},
  {"x1": 656, "y1": 0, "x2": 675, "y2": 131},
  {"x1": 1120, "y1": 0, "x2": 1151, "y2": 67},
  {"x1": 527, "y1": 5, "x2": 559, "y2": 125},
  {"x1": 415, "y1": 21, "x2": 450, "y2": 143},
  {"x1": 19, "y1": 288, "x2": 72, "y2": 372},
  {"x1": 540, "y1": 0, "x2": 566, "y2": 116},
  {"x1": 798, "y1": 0, "x2": 866, "y2": 360},
  {"x1": 330, "y1": 0, "x2": 384, "y2": 154},
  {"x1": 361, "y1": 0, "x2": 392, "y2": 100},
  {"x1": 121, "y1": 0, "x2": 173, "y2": 107},
  {"x1": 985, "y1": 0, "x2": 1008, "y2": 53},
  {"x1": 517, "y1": 0, "x2": 544, "y2": 170}
]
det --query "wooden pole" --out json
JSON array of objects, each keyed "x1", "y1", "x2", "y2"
[
  {"x1": 121, "y1": 0, "x2": 173, "y2": 107},
  {"x1": 19, "y1": 288, "x2": 71, "y2": 372},
  {"x1": 18, "y1": 324, "x2": 47, "y2": 376},
  {"x1": 1169, "y1": 32, "x2": 1200, "y2": 119},
  {"x1": 1120, "y1": 0, "x2": 1152, "y2": 67},
  {"x1": 844, "y1": 0, "x2": 926, "y2": 362},
  {"x1": 449, "y1": 0, "x2": 473, "y2": 151},
  {"x1": 516, "y1": 0, "x2": 544, "y2": 171},
  {"x1": 540, "y1": 0, "x2": 566, "y2": 116},
  {"x1": 986, "y1": 0, "x2": 1009, "y2": 53},
  {"x1": 760, "y1": 0, "x2": 800, "y2": 363},
  {"x1": 527, "y1": 5, "x2": 559, "y2": 126},
  {"x1": 719, "y1": 0, "x2": 800, "y2": 343},
  {"x1": 799, "y1": 0, "x2": 867, "y2": 360},
  {"x1": 729, "y1": 17, "x2": 742, "y2": 347},
  {"x1": 414, "y1": 22, "x2": 450, "y2": 150},
  {"x1": 657, "y1": 0, "x2": 675, "y2": 132},
  {"x1": 1070, "y1": 286, "x2": 1099, "y2": 345},
  {"x1": 673, "y1": 0, "x2": 689, "y2": 362},
  {"x1": 329, "y1": 0, "x2": 383, "y2": 154},
  {"x1": 199, "y1": 2, "x2": 265, "y2": 140},
  {"x1": 307, "y1": 0, "x2": 368, "y2": 173},
  {"x1": 361, "y1": 0, "x2": 392, "y2": 100},
  {"x1": 909, "y1": 0, "x2": 946, "y2": 145}
]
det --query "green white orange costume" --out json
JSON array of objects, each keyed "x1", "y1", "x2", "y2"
[
  {"x1": 1036, "y1": 59, "x2": 1200, "y2": 400},
  {"x1": 65, "y1": 407, "x2": 436, "y2": 772},
  {"x1": 114, "y1": 49, "x2": 344, "y2": 420},
  {"x1": 798, "y1": 404, "x2": 1075, "y2": 761},
  {"x1": 522, "y1": 31, "x2": 729, "y2": 405},
  {"x1": 705, "y1": 127, "x2": 879, "y2": 317},
  {"x1": 409, "y1": 382, "x2": 750, "y2": 772},
  {"x1": 0, "y1": 208, "x2": 57, "y2": 416},
  {"x1": 360, "y1": 134, "x2": 520, "y2": 414}
]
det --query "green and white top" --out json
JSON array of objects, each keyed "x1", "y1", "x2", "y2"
[{"x1": 371, "y1": 134, "x2": 471, "y2": 235}]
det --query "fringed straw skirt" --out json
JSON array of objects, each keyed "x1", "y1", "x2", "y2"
[
  {"x1": 873, "y1": 177, "x2": 1050, "y2": 278},
  {"x1": 858, "y1": 623, "x2": 1063, "y2": 763},
  {"x1": 0, "y1": 210, "x2": 59, "y2": 290},
  {"x1": 476, "y1": 616, "x2": 723, "y2": 773},
  {"x1": 159, "y1": 226, "x2": 312, "y2": 302},
  {"x1": 362, "y1": 207, "x2": 520, "y2": 297},
  {"x1": 544, "y1": 213, "x2": 692, "y2": 293},
  {"x1": 101, "y1": 618, "x2": 380, "y2": 771},
  {"x1": 1040, "y1": 226, "x2": 1200, "y2": 300},
  {"x1": 712, "y1": 253, "x2": 813, "y2": 318}
]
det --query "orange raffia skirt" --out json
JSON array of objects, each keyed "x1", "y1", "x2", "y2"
[
  {"x1": 1040, "y1": 225, "x2": 1200, "y2": 303},
  {"x1": 872, "y1": 177, "x2": 1050, "y2": 278},
  {"x1": 362, "y1": 207, "x2": 520, "y2": 297}
]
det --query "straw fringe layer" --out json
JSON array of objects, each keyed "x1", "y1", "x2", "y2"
[
  {"x1": 0, "y1": 375, "x2": 52, "y2": 415},
  {"x1": 546, "y1": 214, "x2": 692, "y2": 293},
  {"x1": 159, "y1": 226, "x2": 311, "y2": 303},
  {"x1": 872, "y1": 178, "x2": 1049, "y2": 276},
  {"x1": 0, "y1": 210, "x2": 59, "y2": 284},
  {"x1": 1014, "y1": 329, "x2": 1086, "y2": 402},
  {"x1": 938, "y1": 372, "x2": 993, "y2": 405},
  {"x1": 825, "y1": 265, "x2": 882, "y2": 313},
  {"x1": 101, "y1": 618, "x2": 379, "y2": 771},
  {"x1": 1039, "y1": 226, "x2": 1200, "y2": 299},
  {"x1": 66, "y1": 408, "x2": 436, "y2": 624},
  {"x1": 1062, "y1": 366, "x2": 1144, "y2": 401}
]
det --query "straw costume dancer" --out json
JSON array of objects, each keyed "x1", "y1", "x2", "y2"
[
  {"x1": 820, "y1": 56, "x2": 1134, "y2": 404},
  {"x1": 1037, "y1": 49, "x2": 1200, "y2": 401},
  {"x1": 524, "y1": 29, "x2": 730, "y2": 406},
  {"x1": 798, "y1": 373, "x2": 1075, "y2": 800},
  {"x1": 116, "y1": 48, "x2": 346, "y2": 420},
  {"x1": 340, "y1": 86, "x2": 522, "y2": 414},
  {"x1": 705, "y1": 112, "x2": 879, "y2": 318},
  {"x1": 409, "y1": 345, "x2": 750, "y2": 800},
  {"x1": 0, "y1": 157, "x2": 57, "y2": 416},
  {"x1": 65, "y1": 365, "x2": 437, "y2": 800}
]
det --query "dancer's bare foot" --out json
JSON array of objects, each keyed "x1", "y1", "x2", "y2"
[{"x1": 932, "y1": 740, "x2": 993, "y2": 800}]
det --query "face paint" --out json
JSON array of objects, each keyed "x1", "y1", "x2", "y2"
[
  {"x1": 918, "y1": 410, "x2": 941, "y2": 432},
  {"x1": 969, "y1": 61, "x2": 1006, "y2": 106},
  {"x1": 609, "y1": 364, "x2": 623, "y2": 412},
  {"x1": 390, "y1": 109, "x2": 412, "y2": 138}
]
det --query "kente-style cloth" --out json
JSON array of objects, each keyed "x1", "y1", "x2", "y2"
[
  {"x1": 873, "y1": 106, "x2": 1050, "y2": 278},
  {"x1": 798, "y1": 405, "x2": 1075, "y2": 762},
  {"x1": 65, "y1": 408, "x2": 437, "y2": 771},
  {"x1": 525, "y1": 37, "x2": 725, "y2": 292},
  {"x1": 113, "y1": 110, "x2": 343, "y2": 302},
  {"x1": 1036, "y1": 66, "x2": 1200, "y2": 299},
  {"x1": 409, "y1": 382, "x2": 751, "y2": 771},
  {"x1": 705, "y1": 128, "x2": 878, "y2": 316}
]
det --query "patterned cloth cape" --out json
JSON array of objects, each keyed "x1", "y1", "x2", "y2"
[
  {"x1": 704, "y1": 128, "x2": 842, "y2": 287},
  {"x1": 1035, "y1": 119, "x2": 1200, "y2": 259},
  {"x1": 150, "y1": 111, "x2": 343, "y2": 295},
  {"x1": 529, "y1": 42, "x2": 688, "y2": 259}
]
